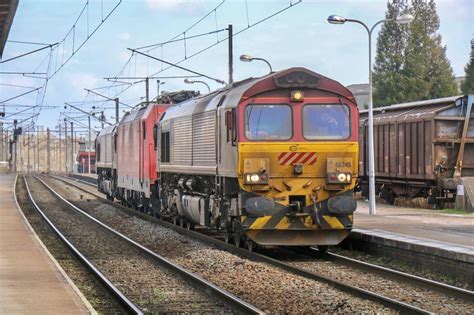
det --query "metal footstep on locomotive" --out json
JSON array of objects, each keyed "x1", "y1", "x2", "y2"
[{"x1": 25, "y1": 175, "x2": 263, "y2": 314}]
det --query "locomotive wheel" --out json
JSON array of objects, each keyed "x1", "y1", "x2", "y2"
[
  {"x1": 318, "y1": 245, "x2": 328, "y2": 253},
  {"x1": 246, "y1": 239, "x2": 257, "y2": 252},
  {"x1": 224, "y1": 230, "x2": 232, "y2": 243},
  {"x1": 186, "y1": 222, "x2": 194, "y2": 230},
  {"x1": 234, "y1": 234, "x2": 242, "y2": 247},
  {"x1": 179, "y1": 217, "x2": 185, "y2": 228}
]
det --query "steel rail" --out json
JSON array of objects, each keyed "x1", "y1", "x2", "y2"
[
  {"x1": 49, "y1": 174, "x2": 432, "y2": 314},
  {"x1": 322, "y1": 251, "x2": 474, "y2": 302},
  {"x1": 59, "y1": 174, "x2": 474, "y2": 300},
  {"x1": 22, "y1": 176, "x2": 143, "y2": 315},
  {"x1": 34, "y1": 175, "x2": 263, "y2": 315}
]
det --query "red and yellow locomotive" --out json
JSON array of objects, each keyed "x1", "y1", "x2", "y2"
[{"x1": 97, "y1": 67, "x2": 359, "y2": 249}]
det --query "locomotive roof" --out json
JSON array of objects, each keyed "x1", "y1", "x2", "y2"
[
  {"x1": 120, "y1": 103, "x2": 155, "y2": 123},
  {"x1": 97, "y1": 123, "x2": 117, "y2": 139},
  {"x1": 161, "y1": 67, "x2": 355, "y2": 121}
]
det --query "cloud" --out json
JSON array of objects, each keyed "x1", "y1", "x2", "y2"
[
  {"x1": 68, "y1": 73, "x2": 99, "y2": 89},
  {"x1": 145, "y1": 0, "x2": 206, "y2": 13}
]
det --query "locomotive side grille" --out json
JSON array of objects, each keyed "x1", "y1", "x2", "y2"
[
  {"x1": 172, "y1": 116, "x2": 192, "y2": 165},
  {"x1": 192, "y1": 111, "x2": 216, "y2": 165}
]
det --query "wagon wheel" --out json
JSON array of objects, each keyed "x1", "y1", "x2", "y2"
[{"x1": 387, "y1": 192, "x2": 395, "y2": 205}]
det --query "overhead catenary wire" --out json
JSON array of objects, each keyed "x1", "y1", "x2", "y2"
[
  {"x1": 106, "y1": 1, "x2": 301, "y2": 101},
  {"x1": 0, "y1": 42, "x2": 59, "y2": 64},
  {"x1": 1, "y1": 0, "x2": 122, "y2": 130},
  {"x1": 128, "y1": 49, "x2": 226, "y2": 85}
]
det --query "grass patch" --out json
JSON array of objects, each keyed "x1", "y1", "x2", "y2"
[{"x1": 440, "y1": 208, "x2": 474, "y2": 215}]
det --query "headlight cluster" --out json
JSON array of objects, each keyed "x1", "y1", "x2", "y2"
[
  {"x1": 244, "y1": 172, "x2": 269, "y2": 185},
  {"x1": 327, "y1": 172, "x2": 352, "y2": 184}
]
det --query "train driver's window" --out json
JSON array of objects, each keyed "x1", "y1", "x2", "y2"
[
  {"x1": 245, "y1": 104, "x2": 292, "y2": 140},
  {"x1": 303, "y1": 104, "x2": 350, "y2": 140}
]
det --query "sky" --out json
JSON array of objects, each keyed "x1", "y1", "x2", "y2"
[{"x1": 1, "y1": 0, "x2": 473, "y2": 135}]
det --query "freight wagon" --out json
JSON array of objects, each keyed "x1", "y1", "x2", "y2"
[{"x1": 358, "y1": 95, "x2": 474, "y2": 207}]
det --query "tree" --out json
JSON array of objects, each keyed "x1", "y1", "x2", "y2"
[
  {"x1": 403, "y1": 0, "x2": 457, "y2": 100},
  {"x1": 373, "y1": 0, "x2": 457, "y2": 106},
  {"x1": 373, "y1": 1, "x2": 410, "y2": 107},
  {"x1": 461, "y1": 39, "x2": 474, "y2": 94}
]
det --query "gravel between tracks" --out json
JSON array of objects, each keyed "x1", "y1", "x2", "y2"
[
  {"x1": 27, "y1": 176, "x2": 233, "y2": 314},
  {"x1": 44, "y1": 175, "x2": 394, "y2": 314}
]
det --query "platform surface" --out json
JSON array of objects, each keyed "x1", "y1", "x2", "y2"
[
  {"x1": 0, "y1": 174, "x2": 92, "y2": 314},
  {"x1": 354, "y1": 201, "x2": 474, "y2": 247}
]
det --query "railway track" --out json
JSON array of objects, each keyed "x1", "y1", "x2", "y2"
[
  {"x1": 24, "y1": 175, "x2": 262, "y2": 314},
  {"x1": 50, "y1": 174, "x2": 474, "y2": 313}
]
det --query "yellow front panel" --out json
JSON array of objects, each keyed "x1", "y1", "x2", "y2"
[{"x1": 238, "y1": 142, "x2": 358, "y2": 206}]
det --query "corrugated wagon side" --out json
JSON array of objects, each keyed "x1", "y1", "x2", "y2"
[{"x1": 359, "y1": 95, "x2": 474, "y2": 207}]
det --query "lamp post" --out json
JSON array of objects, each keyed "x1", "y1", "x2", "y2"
[
  {"x1": 184, "y1": 78, "x2": 210, "y2": 93},
  {"x1": 327, "y1": 13, "x2": 413, "y2": 215},
  {"x1": 240, "y1": 54, "x2": 273, "y2": 73}
]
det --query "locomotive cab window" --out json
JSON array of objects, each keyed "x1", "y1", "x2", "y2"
[
  {"x1": 245, "y1": 104, "x2": 292, "y2": 140},
  {"x1": 153, "y1": 125, "x2": 158, "y2": 150},
  {"x1": 303, "y1": 104, "x2": 350, "y2": 140}
]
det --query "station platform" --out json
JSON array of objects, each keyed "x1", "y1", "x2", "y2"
[
  {"x1": 0, "y1": 174, "x2": 94, "y2": 314},
  {"x1": 350, "y1": 201, "x2": 474, "y2": 280}
]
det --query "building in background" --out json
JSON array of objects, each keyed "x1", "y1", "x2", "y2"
[
  {"x1": 347, "y1": 76, "x2": 466, "y2": 111},
  {"x1": 346, "y1": 83, "x2": 369, "y2": 110}
]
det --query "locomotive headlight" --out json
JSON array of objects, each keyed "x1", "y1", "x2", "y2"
[
  {"x1": 337, "y1": 173, "x2": 347, "y2": 182},
  {"x1": 327, "y1": 172, "x2": 352, "y2": 184},
  {"x1": 244, "y1": 172, "x2": 269, "y2": 185},
  {"x1": 291, "y1": 90, "x2": 304, "y2": 102},
  {"x1": 250, "y1": 174, "x2": 260, "y2": 182}
]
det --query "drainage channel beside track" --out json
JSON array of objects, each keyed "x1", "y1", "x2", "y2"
[
  {"x1": 46, "y1": 174, "x2": 471, "y2": 314},
  {"x1": 25, "y1": 175, "x2": 261, "y2": 314}
]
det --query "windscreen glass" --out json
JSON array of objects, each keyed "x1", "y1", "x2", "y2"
[
  {"x1": 303, "y1": 104, "x2": 350, "y2": 139},
  {"x1": 245, "y1": 104, "x2": 292, "y2": 140}
]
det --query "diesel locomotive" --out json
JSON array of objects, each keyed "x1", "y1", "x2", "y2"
[{"x1": 96, "y1": 67, "x2": 359, "y2": 250}]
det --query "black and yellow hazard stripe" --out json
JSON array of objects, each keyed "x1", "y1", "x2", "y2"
[{"x1": 241, "y1": 211, "x2": 351, "y2": 231}]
